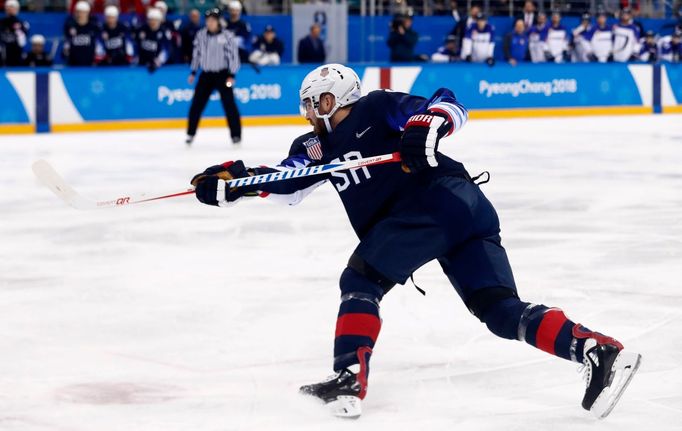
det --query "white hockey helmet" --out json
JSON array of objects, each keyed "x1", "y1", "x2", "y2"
[
  {"x1": 74, "y1": 1, "x2": 91, "y2": 13},
  {"x1": 104, "y1": 5, "x2": 119, "y2": 18},
  {"x1": 147, "y1": 7, "x2": 163, "y2": 21},
  {"x1": 299, "y1": 64, "x2": 362, "y2": 132}
]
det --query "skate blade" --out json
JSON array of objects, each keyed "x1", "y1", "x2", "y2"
[
  {"x1": 328, "y1": 395, "x2": 362, "y2": 419},
  {"x1": 590, "y1": 350, "x2": 642, "y2": 419}
]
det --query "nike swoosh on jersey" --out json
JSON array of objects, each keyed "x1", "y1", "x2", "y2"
[{"x1": 355, "y1": 126, "x2": 372, "y2": 139}]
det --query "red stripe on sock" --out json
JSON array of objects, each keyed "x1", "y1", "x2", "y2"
[
  {"x1": 535, "y1": 309, "x2": 568, "y2": 355},
  {"x1": 335, "y1": 313, "x2": 381, "y2": 343}
]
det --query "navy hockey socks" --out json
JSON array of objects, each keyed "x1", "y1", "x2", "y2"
[{"x1": 334, "y1": 267, "x2": 384, "y2": 372}]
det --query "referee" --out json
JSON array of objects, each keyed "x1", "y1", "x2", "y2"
[{"x1": 186, "y1": 8, "x2": 242, "y2": 145}]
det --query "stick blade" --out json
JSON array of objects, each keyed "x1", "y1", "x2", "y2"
[{"x1": 32, "y1": 159, "x2": 95, "y2": 210}]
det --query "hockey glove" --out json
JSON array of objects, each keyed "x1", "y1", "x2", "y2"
[
  {"x1": 191, "y1": 160, "x2": 257, "y2": 207},
  {"x1": 465, "y1": 55, "x2": 472, "y2": 62},
  {"x1": 486, "y1": 57, "x2": 495, "y2": 67},
  {"x1": 399, "y1": 112, "x2": 451, "y2": 173},
  {"x1": 544, "y1": 52, "x2": 555, "y2": 62}
]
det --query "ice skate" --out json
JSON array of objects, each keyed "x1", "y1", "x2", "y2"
[{"x1": 300, "y1": 368, "x2": 363, "y2": 419}]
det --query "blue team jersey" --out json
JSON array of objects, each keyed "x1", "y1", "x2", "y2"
[{"x1": 252, "y1": 89, "x2": 469, "y2": 238}]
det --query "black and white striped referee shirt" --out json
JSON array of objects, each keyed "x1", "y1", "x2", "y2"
[{"x1": 190, "y1": 28, "x2": 240, "y2": 75}]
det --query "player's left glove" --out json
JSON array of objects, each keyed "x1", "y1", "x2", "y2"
[
  {"x1": 190, "y1": 160, "x2": 257, "y2": 207},
  {"x1": 399, "y1": 112, "x2": 451, "y2": 173}
]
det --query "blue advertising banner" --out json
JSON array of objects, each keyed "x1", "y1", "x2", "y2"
[{"x1": 0, "y1": 73, "x2": 31, "y2": 124}]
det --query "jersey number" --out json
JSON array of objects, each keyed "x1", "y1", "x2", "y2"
[{"x1": 331, "y1": 151, "x2": 371, "y2": 192}]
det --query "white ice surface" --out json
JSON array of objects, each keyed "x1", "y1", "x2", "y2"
[{"x1": 1, "y1": 116, "x2": 681, "y2": 431}]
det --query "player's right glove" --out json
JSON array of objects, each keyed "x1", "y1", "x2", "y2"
[
  {"x1": 190, "y1": 160, "x2": 257, "y2": 207},
  {"x1": 399, "y1": 112, "x2": 451, "y2": 173}
]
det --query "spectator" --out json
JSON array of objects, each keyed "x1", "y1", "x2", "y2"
[
  {"x1": 180, "y1": 9, "x2": 201, "y2": 63},
  {"x1": 544, "y1": 11, "x2": 570, "y2": 63},
  {"x1": 528, "y1": 12, "x2": 548, "y2": 63},
  {"x1": 450, "y1": 4, "x2": 480, "y2": 52},
  {"x1": 387, "y1": 14, "x2": 419, "y2": 62},
  {"x1": 431, "y1": 34, "x2": 459, "y2": 62},
  {"x1": 504, "y1": 19, "x2": 529, "y2": 66},
  {"x1": 0, "y1": 0, "x2": 29, "y2": 66},
  {"x1": 658, "y1": 30, "x2": 681, "y2": 62},
  {"x1": 612, "y1": 7, "x2": 640, "y2": 62},
  {"x1": 249, "y1": 25, "x2": 283, "y2": 66},
  {"x1": 461, "y1": 12, "x2": 495, "y2": 66},
  {"x1": 571, "y1": 13, "x2": 592, "y2": 62},
  {"x1": 639, "y1": 30, "x2": 657, "y2": 62},
  {"x1": 224, "y1": 0, "x2": 251, "y2": 64},
  {"x1": 136, "y1": 8, "x2": 170, "y2": 72},
  {"x1": 518, "y1": 0, "x2": 537, "y2": 29},
  {"x1": 23, "y1": 34, "x2": 52, "y2": 66},
  {"x1": 62, "y1": 1, "x2": 101, "y2": 66},
  {"x1": 585, "y1": 11, "x2": 613, "y2": 62},
  {"x1": 98, "y1": 5, "x2": 134, "y2": 65},
  {"x1": 298, "y1": 23, "x2": 326, "y2": 64}
]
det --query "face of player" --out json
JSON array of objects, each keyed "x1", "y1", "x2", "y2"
[
  {"x1": 5, "y1": 5, "x2": 18, "y2": 16},
  {"x1": 597, "y1": 15, "x2": 606, "y2": 27},
  {"x1": 32, "y1": 43, "x2": 44, "y2": 54},
  {"x1": 229, "y1": 9, "x2": 240, "y2": 21},
  {"x1": 514, "y1": 19, "x2": 525, "y2": 33},
  {"x1": 551, "y1": 14, "x2": 560, "y2": 26},
  {"x1": 149, "y1": 18, "x2": 161, "y2": 31},
  {"x1": 106, "y1": 15, "x2": 118, "y2": 28},
  {"x1": 537, "y1": 14, "x2": 546, "y2": 26},
  {"x1": 302, "y1": 94, "x2": 334, "y2": 136},
  {"x1": 620, "y1": 12, "x2": 631, "y2": 24},
  {"x1": 190, "y1": 10, "x2": 200, "y2": 25},
  {"x1": 75, "y1": 10, "x2": 89, "y2": 25},
  {"x1": 476, "y1": 19, "x2": 487, "y2": 30},
  {"x1": 264, "y1": 30, "x2": 275, "y2": 42},
  {"x1": 206, "y1": 17, "x2": 219, "y2": 33}
]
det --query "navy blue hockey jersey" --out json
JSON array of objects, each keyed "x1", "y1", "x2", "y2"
[{"x1": 247, "y1": 89, "x2": 469, "y2": 238}]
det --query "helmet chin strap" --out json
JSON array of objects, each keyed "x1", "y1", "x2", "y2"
[{"x1": 315, "y1": 103, "x2": 341, "y2": 133}]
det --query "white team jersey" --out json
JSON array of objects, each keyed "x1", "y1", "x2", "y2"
[
  {"x1": 612, "y1": 23, "x2": 640, "y2": 62},
  {"x1": 460, "y1": 24, "x2": 495, "y2": 63},
  {"x1": 528, "y1": 25, "x2": 547, "y2": 63},
  {"x1": 657, "y1": 35, "x2": 677, "y2": 62},
  {"x1": 572, "y1": 24, "x2": 592, "y2": 62},
  {"x1": 546, "y1": 25, "x2": 569, "y2": 63},
  {"x1": 589, "y1": 26, "x2": 614, "y2": 62}
]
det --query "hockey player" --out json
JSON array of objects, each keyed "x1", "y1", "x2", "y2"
[
  {"x1": 639, "y1": 30, "x2": 658, "y2": 63},
  {"x1": 136, "y1": 8, "x2": 170, "y2": 73},
  {"x1": 0, "y1": 0, "x2": 29, "y2": 66},
  {"x1": 658, "y1": 30, "x2": 681, "y2": 63},
  {"x1": 190, "y1": 63, "x2": 642, "y2": 420},
  {"x1": 460, "y1": 12, "x2": 495, "y2": 66},
  {"x1": 571, "y1": 13, "x2": 593, "y2": 63},
  {"x1": 98, "y1": 5, "x2": 134, "y2": 66},
  {"x1": 23, "y1": 34, "x2": 52, "y2": 67},
  {"x1": 612, "y1": 7, "x2": 640, "y2": 62},
  {"x1": 62, "y1": 1, "x2": 101, "y2": 66},
  {"x1": 544, "y1": 11, "x2": 570, "y2": 63},
  {"x1": 223, "y1": 0, "x2": 251, "y2": 64},
  {"x1": 528, "y1": 12, "x2": 549, "y2": 63},
  {"x1": 431, "y1": 34, "x2": 459, "y2": 63},
  {"x1": 585, "y1": 12, "x2": 613, "y2": 63}
]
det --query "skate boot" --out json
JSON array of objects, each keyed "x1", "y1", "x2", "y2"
[
  {"x1": 299, "y1": 347, "x2": 371, "y2": 419},
  {"x1": 574, "y1": 325, "x2": 642, "y2": 419}
]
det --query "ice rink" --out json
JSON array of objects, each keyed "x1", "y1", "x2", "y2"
[{"x1": 1, "y1": 115, "x2": 681, "y2": 431}]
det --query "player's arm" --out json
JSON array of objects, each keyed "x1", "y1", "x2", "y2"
[
  {"x1": 378, "y1": 88, "x2": 468, "y2": 173},
  {"x1": 460, "y1": 27, "x2": 473, "y2": 60}
]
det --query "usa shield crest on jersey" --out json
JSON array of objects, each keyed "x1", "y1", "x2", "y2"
[{"x1": 303, "y1": 136, "x2": 323, "y2": 160}]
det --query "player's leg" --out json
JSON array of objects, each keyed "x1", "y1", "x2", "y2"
[
  {"x1": 436, "y1": 176, "x2": 641, "y2": 418},
  {"x1": 186, "y1": 72, "x2": 214, "y2": 140},
  {"x1": 217, "y1": 72, "x2": 242, "y2": 143}
]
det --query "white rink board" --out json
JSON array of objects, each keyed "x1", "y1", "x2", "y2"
[{"x1": 1, "y1": 116, "x2": 681, "y2": 431}]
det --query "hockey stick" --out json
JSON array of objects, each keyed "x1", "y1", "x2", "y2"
[{"x1": 32, "y1": 152, "x2": 402, "y2": 210}]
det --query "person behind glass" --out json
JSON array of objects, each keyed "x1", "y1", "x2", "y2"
[
  {"x1": 571, "y1": 13, "x2": 592, "y2": 62},
  {"x1": 431, "y1": 34, "x2": 459, "y2": 62},
  {"x1": 186, "y1": 8, "x2": 241, "y2": 146},
  {"x1": 99, "y1": 5, "x2": 133, "y2": 66},
  {"x1": 584, "y1": 11, "x2": 613, "y2": 63},
  {"x1": 153, "y1": 1, "x2": 180, "y2": 63},
  {"x1": 0, "y1": 0, "x2": 29, "y2": 66},
  {"x1": 639, "y1": 30, "x2": 657, "y2": 62},
  {"x1": 297, "y1": 24, "x2": 325, "y2": 64},
  {"x1": 504, "y1": 19, "x2": 529, "y2": 66},
  {"x1": 180, "y1": 9, "x2": 201, "y2": 63},
  {"x1": 62, "y1": 1, "x2": 100, "y2": 66},
  {"x1": 544, "y1": 11, "x2": 570, "y2": 63},
  {"x1": 517, "y1": 0, "x2": 537, "y2": 29},
  {"x1": 658, "y1": 30, "x2": 681, "y2": 63},
  {"x1": 461, "y1": 12, "x2": 495, "y2": 66},
  {"x1": 387, "y1": 13, "x2": 418, "y2": 62},
  {"x1": 450, "y1": 3, "x2": 479, "y2": 51},
  {"x1": 23, "y1": 34, "x2": 53, "y2": 66},
  {"x1": 224, "y1": 0, "x2": 251, "y2": 64},
  {"x1": 612, "y1": 7, "x2": 641, "y2": 62},
  {"x1": 528, "y1": 12, "x2": 548, "y2": 63},
  {"x1": 248, "y1": 25, "x2": 283, "y2": 66},
  {"x1": 136, "y1": 8, "x2": 170, "y2": 73}
]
